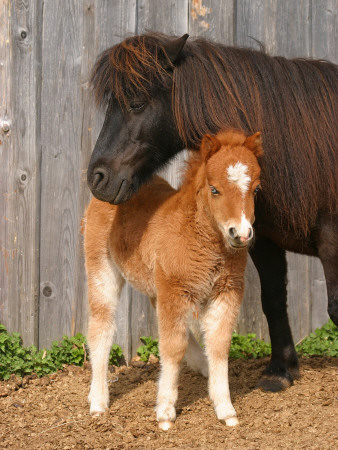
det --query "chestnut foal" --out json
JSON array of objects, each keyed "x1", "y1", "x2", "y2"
[{"x1": 84, "y1": 130, "x2": 263, "y2": 429}]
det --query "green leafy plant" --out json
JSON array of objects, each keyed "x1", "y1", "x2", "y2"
[
  {"x1": 0, "y1": 324, "x2": 124, "y2": 381},
  {"x1": 135, "y1": 320, "x2": 338, "y2": 362},
  {"x1": 296, "y1": 320, "x2": 338, "y2": 357},
  {"x1": 0, "y1": 324, "x2": 36, "y2": 380},
  {"x1": 137, "y1": 336, "x2": 159, "y2": 362},
  {"x1": 110, "y1": 343, "x2": 124, "y2": 366},
  {"x1": 1, "y1": 320, "x2": 336, "y2": 380},
  {"x1": 229, "y1": 332, "x2": 271, "y2": 359}
]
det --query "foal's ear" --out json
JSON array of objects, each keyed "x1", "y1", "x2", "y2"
[
  {"x1": 163, "y1": 34, "x2": 189, "y2": 65},
  {"x1": 201, "y1": 134, "x2": 222, "y2": 161},
  {"x1": 244, "y1": 132, "x2": 264, "y2": 157}
]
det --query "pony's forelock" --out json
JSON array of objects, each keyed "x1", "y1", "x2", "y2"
[{"x1": 90, "y1": 33, "x2": 174, "y2": 107}]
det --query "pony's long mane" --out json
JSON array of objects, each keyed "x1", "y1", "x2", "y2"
[{"x1": 91, "y1": 32, "x2": 337, "y2": 235}]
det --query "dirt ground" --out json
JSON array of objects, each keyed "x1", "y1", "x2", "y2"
[{"x1": 0, "y1": 357, "x2": 337, "y2": 449}]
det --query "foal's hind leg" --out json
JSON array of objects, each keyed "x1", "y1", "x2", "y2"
[
  {"x1": 151, "y1": 300, "x2": 208, "y2": 377},
  {"x1": 155, "y1": 283, "x2": 190, "y2": 430},
  {"x1": 86, "y1": 258, "x2": 125, "y2": 415},
  {"x1": 184, "y1": 330, "x2": 208, "y2": 377},
  {"x1": 317, "y1": 218, "x2": 338, "y2": 326},
  {"x1": 250, "y1": 237, "x2": 299, "y2": 392}
]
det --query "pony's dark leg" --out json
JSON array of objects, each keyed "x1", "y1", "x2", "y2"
[
  {"x1": 317, "y1": 219, "x2": 338, "y2": 326},
  {"x1": 250, "y1": 237, "x2": 299, "y2": 392}
]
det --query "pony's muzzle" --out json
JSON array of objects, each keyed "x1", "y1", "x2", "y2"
[
  {"x1": 88, "y1": 166, "x2": 133, "y2": 204},
  {"x1": 228, "y1": 226, "x2": 253, "y2": 248}
]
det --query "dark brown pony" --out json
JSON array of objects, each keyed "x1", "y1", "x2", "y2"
[{"x1": 87, "y1": 32, "x2": 338, "y2": 392}]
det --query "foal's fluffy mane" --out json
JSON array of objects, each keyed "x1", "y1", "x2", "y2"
[{"x1": 91, "y1": 32, "x2": 337, "y2": 235}]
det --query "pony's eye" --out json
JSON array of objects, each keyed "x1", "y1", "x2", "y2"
[
  {"x1": 254, "y1": 184, "x2": 261, "y2": 194},
  {"x1": 210, "y1": 185, "x2": 219, "y2": 195},
  {"x1": 128, "y1": 101, "x2": 146, "y2": 112}
]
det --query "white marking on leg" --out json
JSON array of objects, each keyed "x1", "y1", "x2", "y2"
[
  {"x1": 87, "y1": 259, "x2": 125, "y2": 415},
  {"x1": 156, "y1": 359, "x2": 180, "y2": 426},
  {"x1": 227, "y1": 162, "x2": 250, "y2": 195},
  {"x1": 200, "y1": 294, "x2": 241, "y2": 425}
]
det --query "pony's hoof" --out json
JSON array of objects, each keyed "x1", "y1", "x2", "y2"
[
  {"x1": 225, "y1": 417, "x2": 239, "y2": 427},
  {"x1": 158, "y1": 420, "x2": 174, "y2": 431},
  {"x1": 91, "y1": 410, "x2": 104, "y2": 417},
  {"x1": 219, "y1": 416, "x2": 239, "y2": 427},
  {"x1": 256, "y1": 375, "x2": 292, "y2": 392},
  {"x1": 89, "y1": 402, "x2": 108, "y2": 416}
]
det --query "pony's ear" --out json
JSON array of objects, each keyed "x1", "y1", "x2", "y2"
[
  {"x1": 201, "y1": 134, "x2": 221, "y2": 161},
  {"x1": 244, "y1": 132, "x2": 264, "y2": 157},
  {"x1": 163, "y1": 34, "x2": 189, "y2": 65}
]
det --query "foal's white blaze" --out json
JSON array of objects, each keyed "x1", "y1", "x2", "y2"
[
  {"x1": 238, "y1": 211, "x2": 252, "y2": 239},
  {"x1": 227, "y1": 162, "x2": 251, "y2": 195}
]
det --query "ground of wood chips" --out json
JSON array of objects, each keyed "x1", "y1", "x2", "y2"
[{"x1": 0, "y1": 357, "x2": 337, "y2": 449}]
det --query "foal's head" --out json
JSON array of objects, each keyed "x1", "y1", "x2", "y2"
[{"x1": 200, "y1": 131, "x2": 263, "y2": 248}]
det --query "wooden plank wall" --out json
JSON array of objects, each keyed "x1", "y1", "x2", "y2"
[{"x1": 0, "y1": 0, "x2": 335, "y2": 358}]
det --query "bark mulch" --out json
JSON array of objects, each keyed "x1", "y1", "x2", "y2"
[{"x1": 0, "y1": 356, "x2": 337, "y2": 449}]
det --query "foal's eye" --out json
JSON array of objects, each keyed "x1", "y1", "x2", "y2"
[
  {"x1": 128, "y1": 101, "x2": 146, "y2": 112},
  {"x1": 210, "y1": 185, "x2": 220, "y2": 195},
  {"x1": 254, "y1": 184, "x2": 261, "y2": 194}
]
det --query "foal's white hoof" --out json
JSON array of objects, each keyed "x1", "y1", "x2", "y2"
[
  {"x1": 90, "y1": 406, "x2": 107, "y2": 416},
  {"x1": 89, "y1": 400, "x2": 108, "y2": 416},
  {"x1": 224, "y1": 416, "x2": 239, "y2": 427},
  {"x1": 158, "y1": 420, "x2": 174, "y2": 431}
]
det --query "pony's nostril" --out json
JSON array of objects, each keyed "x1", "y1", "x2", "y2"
[
  {"x1": 93, "y1": 172, "x2": 103, "y2": 189},
  {"x1": 248, "y1": 228, "x2": 253, "y2": 239},
  {"x1": 229, "y1": 227, "x2": 237, "y2": 239},
  {"x1": 92, "y1": 167, "x2": 110, "y2": 191}
]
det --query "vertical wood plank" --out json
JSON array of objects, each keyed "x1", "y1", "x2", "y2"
[
  {"x1": 0, "y1": 0, "x2": 11, "y2": 336},
  {"x1": 188, "y1": 0, "x2": 268, "y2": 339},
  {"x1": 70, "y1": 0, "x2": 96, "y2": 340},
  {"x1": 236, "y1": 0, "x2": 311, "y2": 56},
  {"x1": 188, "y1": 0, "x2": 237, "y2": 340},
  {"x1": 235, "y1": 0, "x2": 314, "y2": 342},
  {"x1": 39, "y1": 0, "x2": 85, "y2": 348},
  {"x1": 87, "y1": 1, "x2": 138, "y2": 362},
  {"x1": 0, "y1": 0, "x2": 42, "y2": 346},
  {"x1": 310, "y1": 257, "x2": 329, "y2": 332},
  {"x1": 189, "y1": 0, "x2": 234, "y2": 43},
  {"x1": 307, "y1": 0, "x2": 337, "y2": 331},
  {"x1": 72, "y1": 0, "x2": 139, "y2": 347},
  {"x1": 119, "y1": 0, "x2": 190, "y2": 357},
  {"x1": 286, "y1": 254, "x2": 311, "y2": 344},
  {"x1": 311, "y1": 0, "x2": 338, "y2": 63}
]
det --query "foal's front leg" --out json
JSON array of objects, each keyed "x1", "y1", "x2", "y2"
[
  {"x1": 156, "y1": 284, "x2": 190, "y2": 430},
  {"x1": 200, "y1": 292, "x2": 242, "y2": 426},
  {"x1": 86, "y1": 259, "x2": 125, "y2": 415}
]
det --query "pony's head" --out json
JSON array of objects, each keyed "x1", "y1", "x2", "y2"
[
  {"x1": 200, "y1": 131, "x2": 263, "y2": 248},
  {"x1": 87, "y1": 33, "x2": 189, "y2": 204}
]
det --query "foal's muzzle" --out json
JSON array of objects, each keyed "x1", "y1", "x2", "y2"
[{"x1": 227, "y1": 226, "x2": 254, "y2": 248}]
